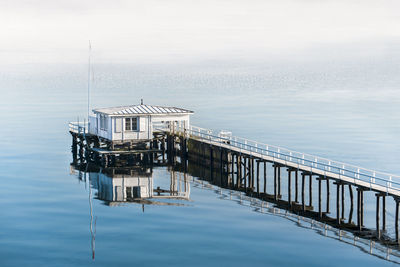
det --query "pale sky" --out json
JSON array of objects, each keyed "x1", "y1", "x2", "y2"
[{"x1": 0, "y1": 0, "x2": 399, "y2": 64}]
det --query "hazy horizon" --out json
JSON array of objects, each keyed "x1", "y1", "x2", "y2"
[{"x1": 1, "y1": 0, "x2": 399, "y2": 65}]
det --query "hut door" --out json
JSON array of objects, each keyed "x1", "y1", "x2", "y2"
[
  {"x1": 139, "y1": 117, "x2": 146, "y2": 132},
  {"x1": 115, "y1": 118, "x2": 122, "y2": 133}
]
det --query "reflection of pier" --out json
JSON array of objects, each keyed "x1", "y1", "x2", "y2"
[{"x1": 170, "y1": 159, "x2": 400, "y2": 264}]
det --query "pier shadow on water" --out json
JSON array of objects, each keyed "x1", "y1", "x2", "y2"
[{"x1": 71, "y1": 148, "x2": 400, "y2": 264}]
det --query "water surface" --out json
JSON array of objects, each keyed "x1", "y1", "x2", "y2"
[{"x1": 0, "y1": 57, "x2": 400, "y2": 266}]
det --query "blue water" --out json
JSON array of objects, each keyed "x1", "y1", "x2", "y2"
[{"x1": 1, "y1": 58, "x2": 400, "y2": 266}]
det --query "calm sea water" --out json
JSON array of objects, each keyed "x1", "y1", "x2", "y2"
[{"x1": 0, "y1": 57, "x2": 400, "y2": 266}]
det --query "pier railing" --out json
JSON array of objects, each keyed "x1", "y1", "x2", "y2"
[
  {"x1": 171, "y1": 124, "x2": 400, "y2": 193},
  {"x1": 69, "y1": 121, "x2": 89, "y2": 134}
]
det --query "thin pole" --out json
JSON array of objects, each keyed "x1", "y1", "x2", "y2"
[{"x1": 87, "y1": 40, "x2": 91, "y2": 122}]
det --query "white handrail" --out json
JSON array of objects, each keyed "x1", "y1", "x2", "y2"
[
  {"x1": 69, "y1": 121, "x2": 89, "y2": 134},
  {"x1": 170, "y1": 124, "x2": 400, "y2": 192}
]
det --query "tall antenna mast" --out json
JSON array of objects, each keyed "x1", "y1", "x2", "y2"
[{"x1": 87, "y1": 40, "x2": 91, "y2": 122}]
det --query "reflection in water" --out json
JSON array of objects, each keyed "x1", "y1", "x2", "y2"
[
  {"x1": 89, "y1": 182, "x2": 96, "y2": 260},
  {"x1": 72, "y1": 164, "x2": 191, "y2": 206},
  {"x1": 71, "y1": 160, "x2": 400, "y2": 264},
  {"x1": 71, "y1": 163, "x2": 191, "y2": 260}
]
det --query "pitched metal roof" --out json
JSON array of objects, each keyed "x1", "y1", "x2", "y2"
[{"x1": 93, "y1": 104, "x2": 194, "y2": 116}]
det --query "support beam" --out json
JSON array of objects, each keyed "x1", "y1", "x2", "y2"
[
  {"x1": 263, "y1": 162, "x2": 267, "y2": 194},
  {"x1": 361, "y1": 189, "x2": 364, "y2": 227},
  {"x1": 348, "y1": 184, "x2": 353, "y2": 224},
  {"x1": 252, "y1": 158, "x2": 255, "y2": 190},
  {"x1": 295, "y1": 170, "x2": 298, "y2": 203},
  {"x1": 382, "y1": 195, "x2": 386, "y2": 232},
  {"x1": 278, "y1": 166, "x2": 281, "y2": 198},
  {"x1": 309, "y1": 174, "x2": 312, "y2": 206},
  {"x1": 236, "y1": 155, "x2": 241, "y2": 188},
  {"x1": 341, "y1": 183, "x2": 345, "y2": 220},
  {"x1": 396, "y1": 199, "x2": 399, "y2": 244},
  {"x1": 288, "y1": 169, "x2": 292, "y2": 207},
  {"x1": 287, "y1": 169, "x2": 292, "y2": 207},
  {"x1": 256, "y1": 161, "x2": 260, "y2": 195},
  {"x1": 357, "y1": 188, "x2": 362, "y2": 231},
  {"x1": 336, "y1": 183, "x2": 340, "y2": 225},
  {"x1": 326, "y1": 178, "x2": 330, "y2": 214},
  {"x1": 231, "y1": 153, "x2": 235, "y2": 188},
  {"x1": 318, "y1": 178, "x2": 322, "y2": 218},
  {"x1": 302, "y1": 173, "x2": 305, "y2": 212},
  {"x1": 243, "y1": 157, "x2": 247, "y2": 190},
  {"x1": 376, "y1": 194, "x2": 381, "y2": 239},
  {"x1": 274, "y1": 165, "x2": 277, "y2": 200}
]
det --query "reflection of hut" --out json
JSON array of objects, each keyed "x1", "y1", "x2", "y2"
[
  {"x1": 82, "y1": 165, "x2": 190, "y2": 206},
  {"x1": 89, "y1": 167, "x2": 153, "y2": 203}
]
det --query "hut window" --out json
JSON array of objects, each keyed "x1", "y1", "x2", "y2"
[
  {"x1": 100, "y1": 115, "x2": 108, "y2": 131},
  {"x1": 125, "y1": 117, "x2": 138, "y2": 131}
]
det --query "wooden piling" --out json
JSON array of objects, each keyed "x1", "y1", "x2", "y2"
[
  {"x1": 318, "y1": 177, "x2": 322, "y2": 218},
  {"x1": 274, "y1": 165, "x2": 277, "y2": 200},
  {"x1": 256, "y1": 161, "x2": 260, "y2": 195},
  {"x1": 357, "y1": 188, "x2": 362, "y2": 231},
  {"x1": 302, "y1": 173, "x2": 305, "y2": 212},
  {"x1": 326, "y1": 178, "x2": 330, "y2": 214},
  {"x1": 263, "y1": 162, "x2": 267, "y2": 194},
  {"x1": 348, "y1": 184, "x2": 353, "y2": 224},
  {"x1": 395, "y1": 199, "x2": 399, "y2": 243},
  {"x1": 376, "y1": 194, "x2": 381, "y2": 239},
  {"x1": 361, "y1": 190, "x2": 364, "y2": 226},
  {"x1": 278, "y1": 166, "x2": 281, "y2": 198},
  {"x1": 382, "y1": 195, "x2": 386, "y2": 232},
  {"x1": 295, "y1": 170, "x2": 298, "y2": 203},
  {"x1": 288, "y1": 169, "x2": 292, "y2": 207},
  {"x1": 244, "y1": 157, "x2": 247, "y2": 190},
  {"x1": 336, "y1": 183, "x2": 340, "y2": 225},
  {"x1": 341, "y1": 183, "x2": 345, "y2": 220},
  {"x1": 309, "y1": 174, "x2": 312, "y2": 206},
  {"x1": 251, "y1": 158, "x2": 255, "y2": 190},
  {"x1": 236, "y1": 154, "x2": 241, "y2": 188}
]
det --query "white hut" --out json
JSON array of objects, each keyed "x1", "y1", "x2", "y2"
[{"x1": 88, "y1": 104, "x2": 193, "y2": 141}]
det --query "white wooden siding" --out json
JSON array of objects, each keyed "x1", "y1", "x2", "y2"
[{"x1": 90, "y1": 113, "x2": 191, "y2": 141}]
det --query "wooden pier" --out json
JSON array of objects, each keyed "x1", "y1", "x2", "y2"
[{"x1": 70, "y1": 121, "x2": 400, "y2": 246}]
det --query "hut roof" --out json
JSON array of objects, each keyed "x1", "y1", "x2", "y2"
[{"x1": 93, "y1": 104, "x2": 194, "y2": 116}]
